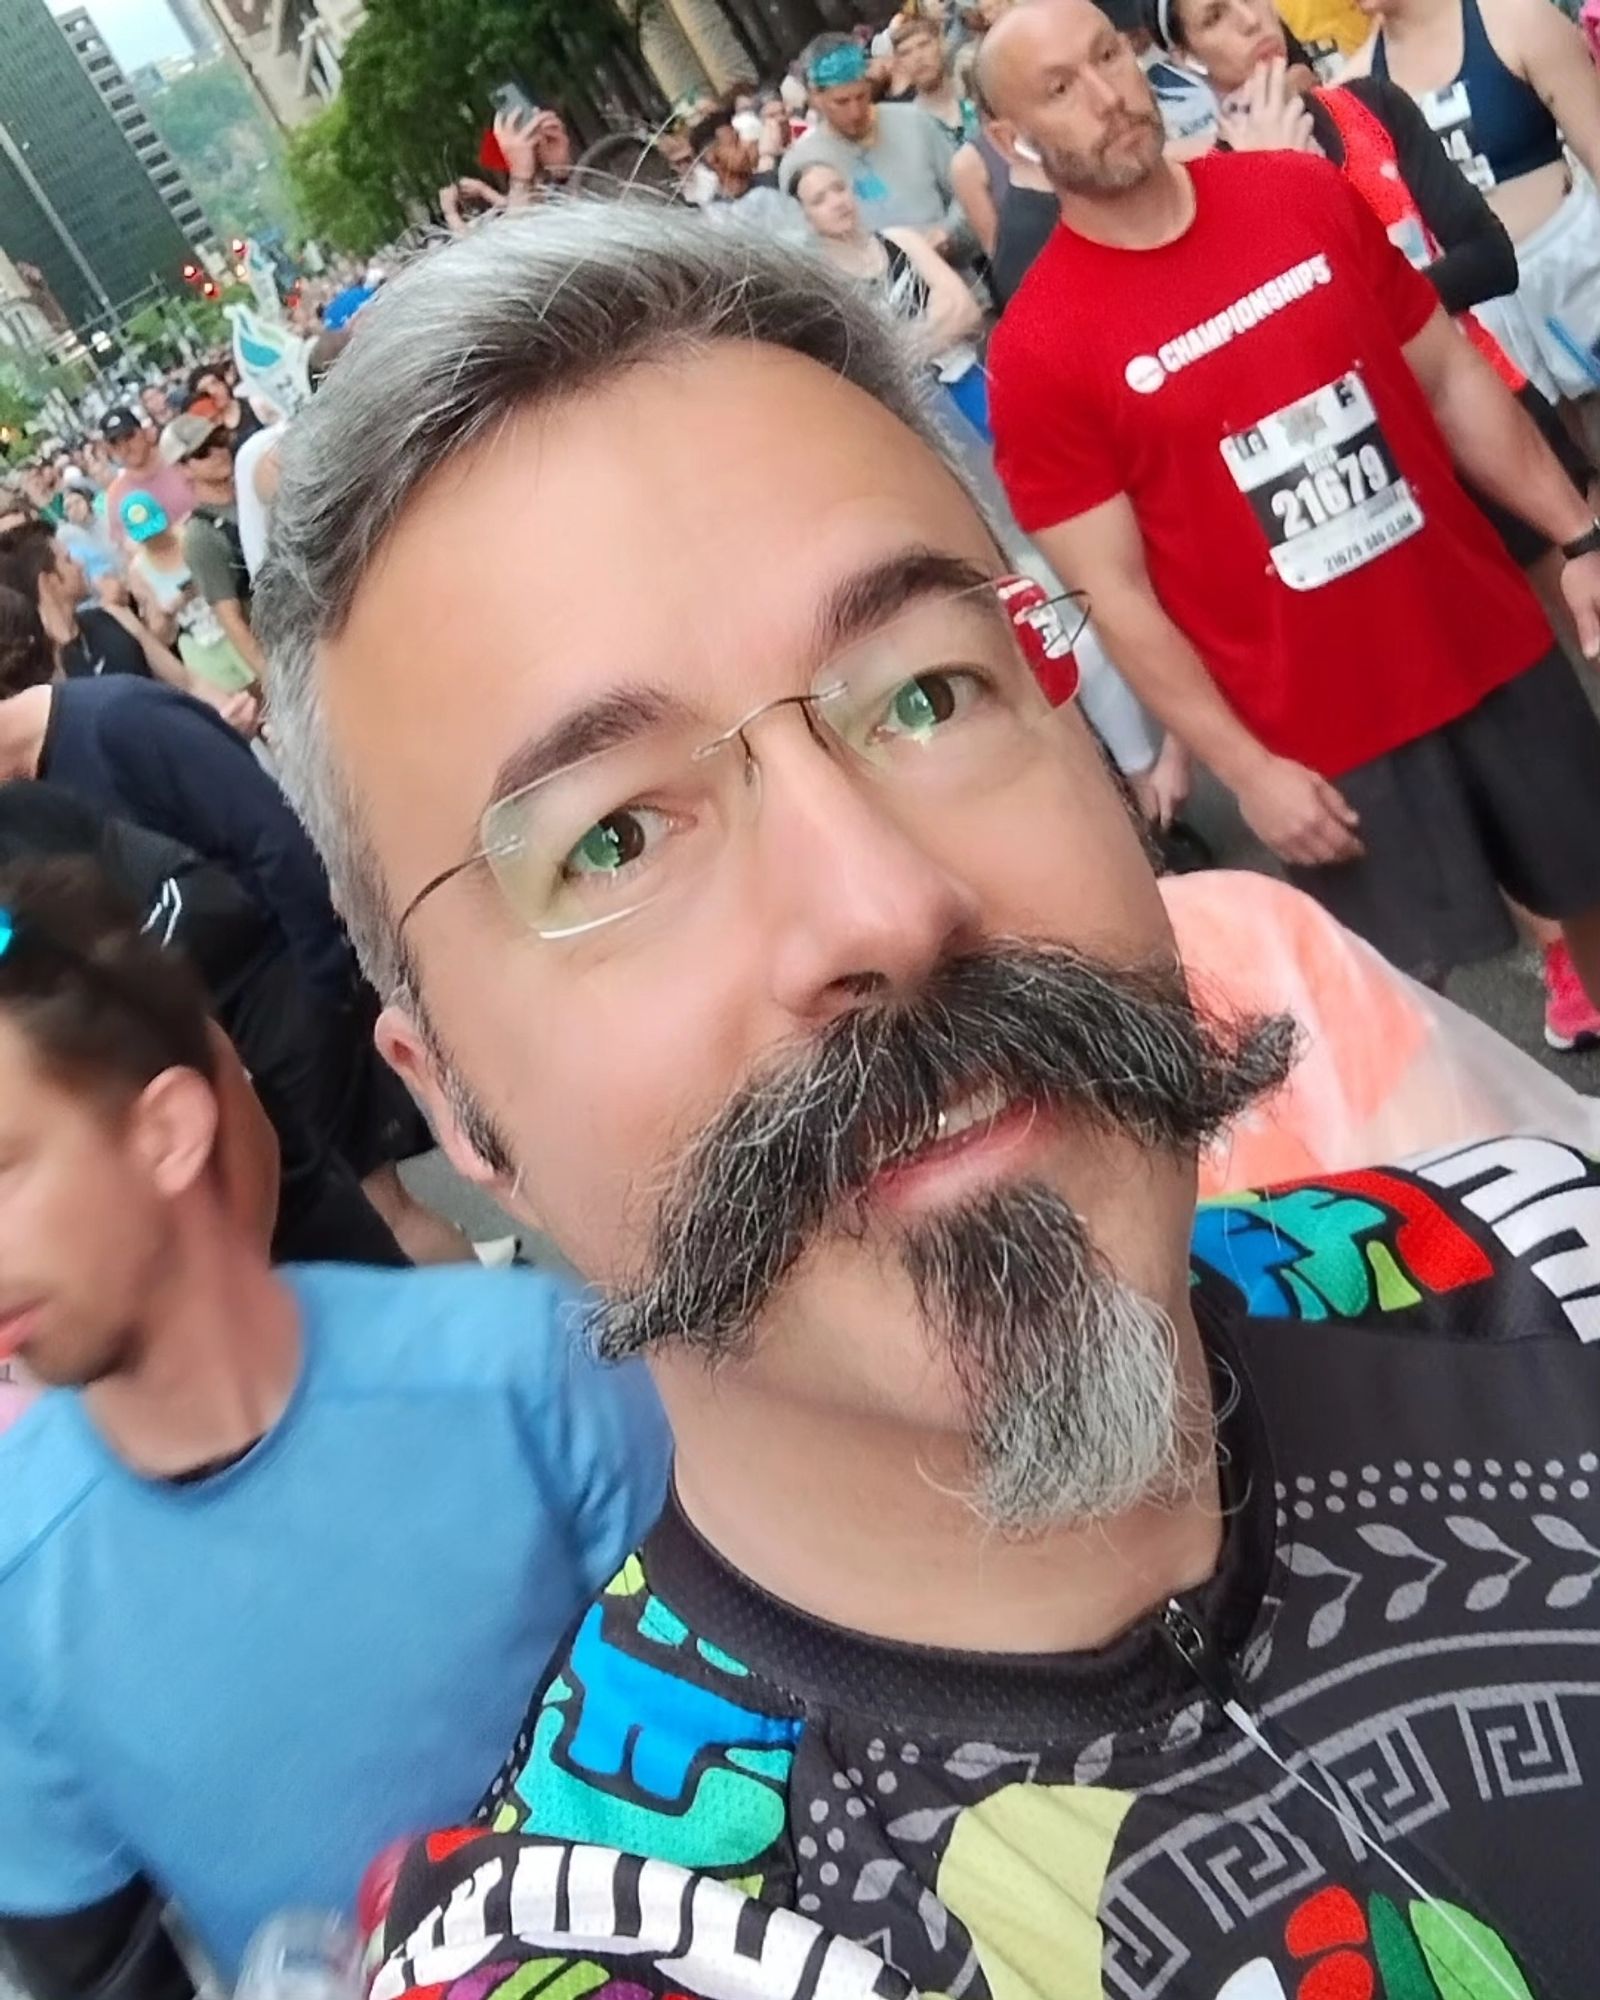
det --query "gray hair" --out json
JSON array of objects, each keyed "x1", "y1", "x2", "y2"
[{"x1": 254, "y1": 200, "x2": 954, "y2": 1000}]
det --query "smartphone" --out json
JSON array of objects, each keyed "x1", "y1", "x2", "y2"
[{"x1": 490, "y1": 81, "x2": 539, "y2": 120}]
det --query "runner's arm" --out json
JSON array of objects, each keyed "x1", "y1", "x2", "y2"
[
  {"x1": 0, "y1": 1672, "x2": 193, "y2": 2000},
  {"x1": 1406, "y1": 306, "x2": 1591, "y2": 544},
  {"x1": 125, "y1": 565, "x2": 176, "y2": 647},
  {"x1": 1035, "y1": 499, "x2": 1269, "y2": 788},
  {"x1": 210, "y1": 597, "x2": 268, "y2": 683},
  {"x1": 925, "y1": 114, "x2": 977, "y2": 259},
  {"x1": 884, "y1": 227, "x2": 982, "y2": 357},
  {"x1": 1033, "y1": 499, "x2": 1362, "y2": 863},
  {"x1": 950, "y1": 141, "x2": 999, "y2": 256},
  {"x1": 1408, "y1": 306, "x2": 1600, "y2": 654},
  {"x1": 185, "y1": 522, "x2": 266, "y2": 684},
  {"x1": 0, "y1": 1884, "x2": 195, "y2": 2000},
  {"x1": 1508, "y1": 0, "x2": 1600, "y2": 187},
  {"x1": 1355, "y1": 79, "x2": 1516, "y2": 315},
  {"x1": 99, "y1": 603, "x2": 190, "y2": 694}
]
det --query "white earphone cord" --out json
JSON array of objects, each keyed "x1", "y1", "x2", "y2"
[{"x1": 1221, "y1": 1697, "x2": 1525, "y2": 2000}]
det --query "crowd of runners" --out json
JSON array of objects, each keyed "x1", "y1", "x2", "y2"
[{"x1": 5, "y1": 0, "x2": 1600, "y2": 1994}]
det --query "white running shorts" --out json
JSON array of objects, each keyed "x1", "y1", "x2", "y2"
[{"x1": 1474, "y1": 171, "x2": 1600, "y2": 402}]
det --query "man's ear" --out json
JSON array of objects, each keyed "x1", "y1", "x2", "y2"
[
  {"x1": 131, "y1": 1067, "x2": 219, "y2": 1199},
  {"x1": 376, "y1": 1002, "x2": 505, "y2": 1192},
  {"x1": 986, "y1": 115, "x2": 1031, "y2": 166}
]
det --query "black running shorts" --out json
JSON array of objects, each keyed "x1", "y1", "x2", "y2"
[{"x1": 1287, "y1": 647, "x2": 1600, "y2": 982}]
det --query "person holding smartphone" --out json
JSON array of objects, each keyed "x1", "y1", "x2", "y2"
[{"x1": 440, "y1": 100, "x2": 575, "y2": 232}]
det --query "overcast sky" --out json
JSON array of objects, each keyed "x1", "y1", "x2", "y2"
[{"x1": 47, "y1": 0, "x2": 191, "y2": 73}]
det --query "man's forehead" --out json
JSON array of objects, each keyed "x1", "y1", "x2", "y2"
[
  {"x1": 988, "y1": 0, "x2": 1106, "y2": 90},
  {"x1": 336, "y1": 344, "x2": 974, "y2": 663}
]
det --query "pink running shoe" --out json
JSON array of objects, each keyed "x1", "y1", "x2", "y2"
[{"x1": 1544, "y1": 940, "x2": 1600, "y2": 1051}]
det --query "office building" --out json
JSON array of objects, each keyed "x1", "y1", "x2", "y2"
[
  {"x1": 0, "y1": 245, "x2": 55, "y2": 350},
  {"x1": 166, "y1": 0, "x2": 219, "y2": 58},
  {"x1": 0, "y1": 0, "x2": 195, "y2": 328},
  {"x1": 58, "y1": 8, "x2": 218, "y2": 269},
  {"x1": 193, "y1": 0, "x2": 849, "y2": 131},
  {"x1": 192, "y1": 0, "x2": 362, "y2": 129}
]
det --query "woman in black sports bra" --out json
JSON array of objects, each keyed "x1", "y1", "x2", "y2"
[{"x1": 1354, "y1": 0, "x2": 1600, "y2": 404}]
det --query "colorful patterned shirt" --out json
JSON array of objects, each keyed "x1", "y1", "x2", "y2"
[{"x1": 374, "y1": 1135, "x2": 1600, "y2": 2000}]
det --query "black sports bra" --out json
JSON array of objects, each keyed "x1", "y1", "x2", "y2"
[{"x1": 1372, "y1": 0, "x2": 1563, "y2": 188}]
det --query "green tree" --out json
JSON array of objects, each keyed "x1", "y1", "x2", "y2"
[
  {"x1": 140, "y1": 59, "x2": 297, "y2": 248},
  {"x1": 0, "y1": 371, "x2": 39, "y2": 457},
  {"x1": 143, "y1": 61, "x2": 259, "y2": 170},
  {"x1": 285, "y1": 99, "x2": 407, "y2": 255},
  {"x1": 285, "y1": 0, "x2": 665, "y2": 251}
]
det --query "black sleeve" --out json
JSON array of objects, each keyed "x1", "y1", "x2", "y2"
[
  {"x1": 109, "y1": 690, "x2": 356, "y2": 1009},
  {"x1": 0, "y1": 1880, "x2": 195, "y2": 2000},
  {"x1": 1347, "y1": 77, "x2": 1516, "y2": 316}
]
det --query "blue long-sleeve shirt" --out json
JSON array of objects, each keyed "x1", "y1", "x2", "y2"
[{"x1": 39, "y1": 677, "x2": 354, "y2": 1006}]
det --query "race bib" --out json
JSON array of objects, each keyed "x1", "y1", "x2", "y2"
[
  {"x1": 1220, "y1": 371, "x2": 1425, "y2": 591},
  {"x1": 1418, "y1": 81, "x2": 1496, "y2": 190}
]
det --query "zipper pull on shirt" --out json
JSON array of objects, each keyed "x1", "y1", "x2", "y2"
[
  {"x1": 1160, "y1": 1599, "x2": 1236, "y2": 1704},
  {"x1": 1161, "y1": 1599, "x2": 1276, "y2": 1750}
]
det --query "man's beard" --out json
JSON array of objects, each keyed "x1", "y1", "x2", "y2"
[
  {"x1": 25, "y1": 1321, "x2": 140, "y2": 1390},
  {"x1": 1040, "y1": 111, "x2": 1164, "y2": 193},
  {"x1": 590, "y1": 941, "x2": 1296, "y2": 1533}
]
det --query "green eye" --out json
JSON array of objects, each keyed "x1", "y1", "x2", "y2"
[
  {"x1": 888, "y1": 673, "x2": 960, "y2": 737},
  {"x1": 564, "y1": 809, "x2": 652, "y2": 878}
]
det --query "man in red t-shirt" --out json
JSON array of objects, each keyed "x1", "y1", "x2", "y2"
[{"x1": 983, "y1": 0, "x2": 1600, "y2": 996}]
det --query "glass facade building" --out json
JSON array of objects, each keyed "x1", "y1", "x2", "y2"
[{"x1": 0, "y1": 0, "x2": 194, "y2": 327}]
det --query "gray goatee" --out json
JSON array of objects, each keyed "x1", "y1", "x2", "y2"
[{"x1": 592, "y1": 941, "x2": 1294, "y2": 1529}]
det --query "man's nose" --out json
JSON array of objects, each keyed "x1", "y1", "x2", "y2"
[
  {"x1": 750, "y1": 732, "x2": 982, "y2": 1027},
  {"x1": 1085, "y1": 63, "x2": 1125, "y2": 111}
]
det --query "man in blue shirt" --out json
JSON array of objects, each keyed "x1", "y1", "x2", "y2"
[{"x1": 0, "y1": 856, "x2": 670, "y2": 1998}]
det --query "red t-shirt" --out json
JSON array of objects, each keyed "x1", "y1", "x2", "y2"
[{"x1": 988, "y1": 151, "x2": 1550, "y2": 778}]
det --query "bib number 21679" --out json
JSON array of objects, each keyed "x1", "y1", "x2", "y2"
[{"x1": 1220, "y1": 371, "x2": 1424, "y2": 592}]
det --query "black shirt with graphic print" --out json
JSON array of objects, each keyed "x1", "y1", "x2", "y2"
[
  {"x1": 59, "y1": 607, "x2": 153, "y2": 682},
  {"x1": 375, "y1": 1134, "x2": 1600, "y2": 2000}
]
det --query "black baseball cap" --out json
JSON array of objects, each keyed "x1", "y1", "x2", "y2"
[{"x1": 100, "y1": 408, "x2": 144, "y2": 443}]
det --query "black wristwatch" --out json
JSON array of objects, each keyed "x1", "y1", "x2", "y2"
[{"x1": 1561, "y1": 520, "x2": 1600, "y2": 562}]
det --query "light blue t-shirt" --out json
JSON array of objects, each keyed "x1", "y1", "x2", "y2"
[{"x1": 0, "y1": 1262, "x2": 671, "y2": 1980}]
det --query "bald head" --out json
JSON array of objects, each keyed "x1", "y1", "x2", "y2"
[
  {"x1": 976, "y1": 0, "x2": 1103, "y2": 119},
  {"x1": 974, "y1": 0, "x2": 1163, "y2": 193}
]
